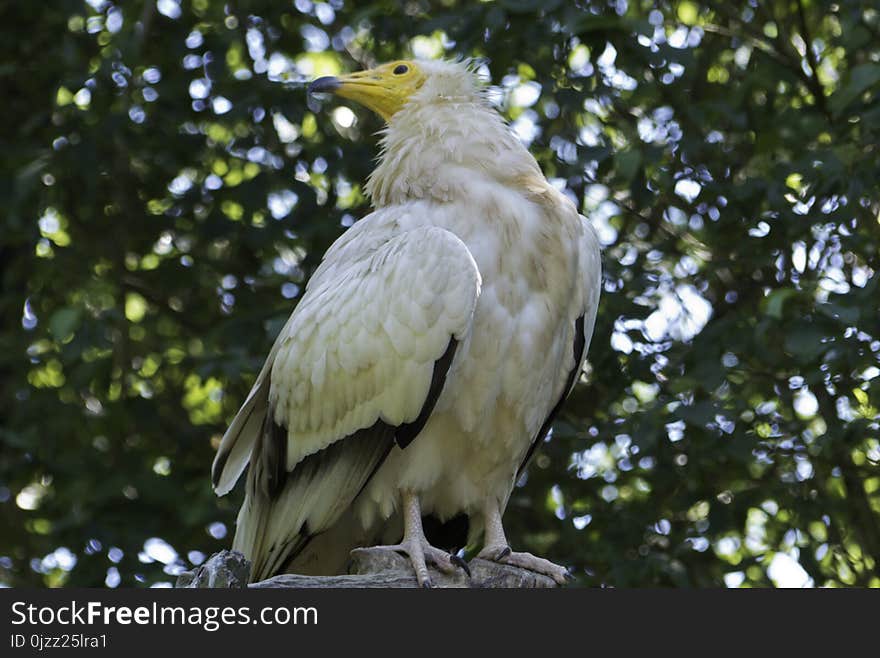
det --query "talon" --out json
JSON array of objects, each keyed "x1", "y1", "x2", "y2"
[
  {"x1": 479, "y1": 507, "x2": 570, "y2": 585},
  {"x1": 374, "y1": 492, "x2": 477, "y2": 587},
  {"x1": 451, "y1": 553, "x2": 471, "y2": 577},
  {"x1": 564, "y1": 569, "x2": 575, "y2": 582}
]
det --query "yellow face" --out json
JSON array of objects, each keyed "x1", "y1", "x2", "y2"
[{"x1": 308, "y1": 61, "x2": 427, "y2": 121}]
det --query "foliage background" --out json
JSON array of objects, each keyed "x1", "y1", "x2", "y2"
[{"x1": 2, "y1": 0, "x2": 878, "y2": 587}]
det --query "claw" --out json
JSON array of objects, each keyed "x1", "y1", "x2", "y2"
[
  {"x1": 478, "y1": 544, "x2": 570, "y2": 585},
  {"x1": 479, "y1": 506, "x2": 570, "y2": 585},
  {"x1": 451, "y1": 553, "x2": 471, "y2": 577},
  {"x1": 369, "y1": 540, "x2": 465, "y2": 586}
]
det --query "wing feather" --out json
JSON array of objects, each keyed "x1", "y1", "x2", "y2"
[
  {"x1": 270, "y1": 225, "x2": 480, "y2": 471},
  {"x1": 211, "y1": 324, "x2": 289, "y2": 496},
  {"x1": 517, "y1": 215, "x2": 601, "y2": 477},
  {"x1": 215, "y1": 219, "x2": 481, "y2": 580}
]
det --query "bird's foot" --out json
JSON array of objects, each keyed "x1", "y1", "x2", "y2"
[
  {"x1": 372, "y1": 540, "x2": 470, "y2": 588},
  {"x1": 478, "y1": 544, "x2": 572, "y2": 585}
]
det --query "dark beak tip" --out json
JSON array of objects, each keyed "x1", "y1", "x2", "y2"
[{"x1": 307, "y1": 76, "x2": 341, "y2": 95}]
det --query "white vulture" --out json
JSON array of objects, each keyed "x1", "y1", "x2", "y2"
[{"x1": 212, "y1": 59, "x2": 601, "y2": 586}]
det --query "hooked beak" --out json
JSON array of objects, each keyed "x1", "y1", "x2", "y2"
[
  {"x1": 307, "y1": 76, "x2": 341, "y2": 95},
  {"x1": 306, "y1": 66, "x2": 426, "y2": 122}
]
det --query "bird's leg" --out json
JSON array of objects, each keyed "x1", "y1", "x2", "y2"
[
  {"x1": 477, "y1": 500, "x2": 572, "y2": 585},
  {"x1": 371, "y1": 490, "x2": 468, "y2": 587}
]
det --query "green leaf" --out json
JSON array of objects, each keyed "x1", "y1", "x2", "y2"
[
  {"x1": 48, "y1": 307, "x2": 81, "y2": 342},
  {"x1": 830, "y1": 64, "x2": 880, "y2": 116},
  {"x1": 677, "y1": 1, "x2": 699, "y2": 25},
  {"x1": 783, "y1": 326, "x2": 828, "y2": 363},
  {"x1": 674, "y1": 401, "x2": 717, "y2": 427},
  {"x1": 818, "y1": 301, "x2": 860, "y2": 325},
  {"x1": 615, "y1": 149, "x2": 641, "y2": 183},
  {"x1": 762, "y1": 288, "x2": 797, "y2": 320},
  {"x1": 499, "y1": 0, "x2": 563, "y2": 13}
]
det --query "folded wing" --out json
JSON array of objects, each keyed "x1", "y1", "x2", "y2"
[{"x1": 212, "y1": 223, "x2": 481, "y2": 580}]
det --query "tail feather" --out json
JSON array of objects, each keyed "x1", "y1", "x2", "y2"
[
  {"x1": 212, "y1": 361, "x2": 272, "y2": 496},
  {"x1": 233, "y1": 422, "x2": 397, "y2": 582},
  {"x1": 213, "y1": 315, "x2": 297, "y2": 496}
]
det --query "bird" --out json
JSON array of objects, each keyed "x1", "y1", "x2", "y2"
[{"x1": 211, "y1": 58, "x2": 601, "y2": 587}]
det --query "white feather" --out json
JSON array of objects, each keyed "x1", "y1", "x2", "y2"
[{"x1": 217, "y1": 60, "x2": 602, "y2": 577}]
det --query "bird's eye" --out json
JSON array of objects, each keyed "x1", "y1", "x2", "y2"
[{"x1": 393, "y1": 64, "x2": 409, "y2": 75}]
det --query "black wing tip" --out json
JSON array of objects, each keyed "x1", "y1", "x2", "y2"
[
  {"x1": 252, "y1": 424, "x2": 396, "y2": 580},
  {"x1": 263, "y1": 415, "x2": 289, "y2": 500},
  {"x1": 395, "y1": 337, "x2": 459, "y2": 449},
  {"x1": 245, "y1": 335, "x2": 460, "y2": 578},
  {"x1": 517, "y1": 314, "x2": 588, "y2": 477},
  {"x1": 211, "y1": 450, "x2": 229, "y2": 489}
]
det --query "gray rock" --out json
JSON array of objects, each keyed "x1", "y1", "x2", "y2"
[
  {"x1": 177, "y1": 547, "x2": 559, "y2": 588},
  {"x1": 176, "y1": 549, "x2": 250, "y2": 588}
]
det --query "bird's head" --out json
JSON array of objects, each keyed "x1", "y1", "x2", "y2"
[{"x1": 308, "y1": 59, "x2": 482, "y2": 122}]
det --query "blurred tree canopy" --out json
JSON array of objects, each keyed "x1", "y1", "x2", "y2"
[{"x1": 2, "y1": 0, "x2": 878, "y2": 588}]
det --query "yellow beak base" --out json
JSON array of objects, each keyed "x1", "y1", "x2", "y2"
[{"x1": 307, "y1": 62, "x2": 426, "y2": 122}]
